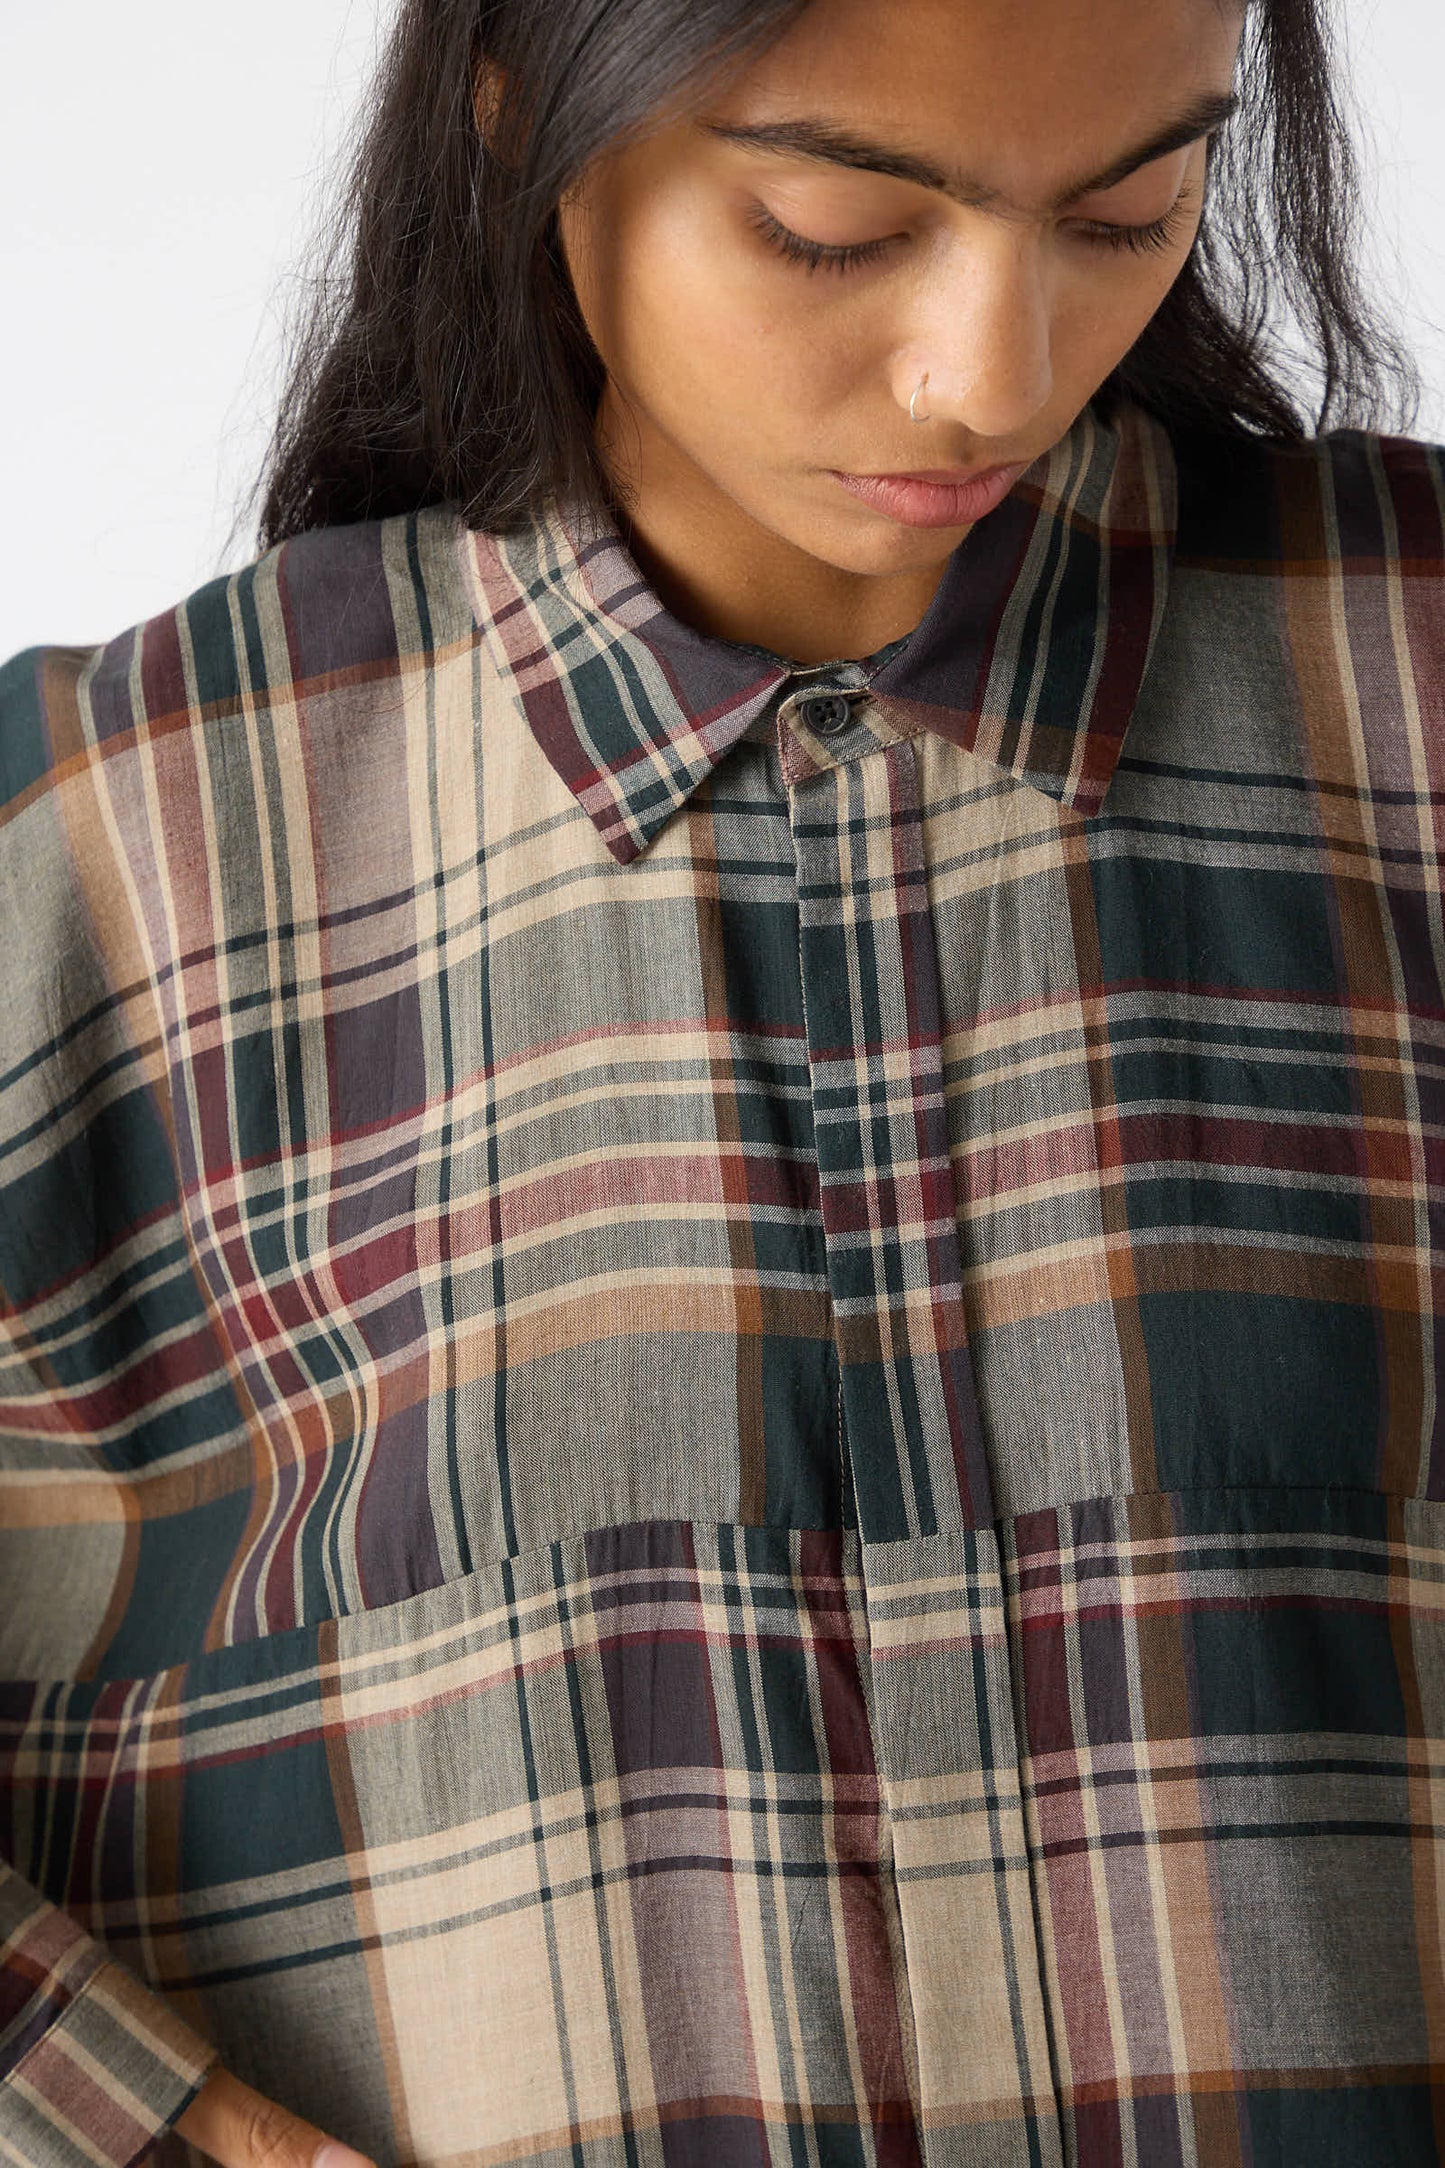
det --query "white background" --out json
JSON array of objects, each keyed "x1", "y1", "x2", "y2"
[{"x1": 2, "y1": 0, "x2": 1442, "y2": 663}]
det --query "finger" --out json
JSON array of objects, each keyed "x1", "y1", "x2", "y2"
[{"x1": 173, "y1": 2064, "x2": 376, "y2": 2168}]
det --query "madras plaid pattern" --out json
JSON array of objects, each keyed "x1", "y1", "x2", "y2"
[{"x1": 2, "y1": 388, "x2": 1445, "y2": 2167}]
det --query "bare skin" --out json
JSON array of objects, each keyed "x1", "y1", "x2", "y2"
[
  {"x1": 174, "y1": 2065, "x2": 374, "y2": 2168},
  {"x1": 172, "y1": 0, "x2": 1243, "y2": 2158},
  {"x1": 545, "y1": 0, "x2": 1245, "y2": 664}
]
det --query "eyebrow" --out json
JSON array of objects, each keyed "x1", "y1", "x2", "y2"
[{"x1": 698, "y1": 88, "x2": 1239, "y2": 215}]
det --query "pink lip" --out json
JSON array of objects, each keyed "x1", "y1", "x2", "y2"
[{"x1": 829, "y1": 461, "x2": 1031, "y2": 530}]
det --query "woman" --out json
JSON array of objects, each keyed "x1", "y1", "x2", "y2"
[{"x1": 1, "y1": 0, "x2": 1439, "y2": 2161}]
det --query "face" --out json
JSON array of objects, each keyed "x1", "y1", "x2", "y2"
[{"x1": 504, "y1": 0, "x2": 1246, "y2": 662}]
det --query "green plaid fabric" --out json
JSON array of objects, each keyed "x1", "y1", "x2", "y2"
[{"x1": 3, "y1": 391, "x2": 1445, "y2": 2167}]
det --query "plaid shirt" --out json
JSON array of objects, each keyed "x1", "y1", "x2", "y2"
[{"x1": 3, "y1": 392, "x2": 1445, "y2": 2168}]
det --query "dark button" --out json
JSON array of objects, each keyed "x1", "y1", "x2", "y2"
[{"x1": 799, "y1": 692, "x2": 856, "y2": 736}]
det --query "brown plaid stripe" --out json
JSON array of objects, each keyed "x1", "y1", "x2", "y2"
[{"x1": 3, "y1": 395, "x2": 1445, "y2": 2163}]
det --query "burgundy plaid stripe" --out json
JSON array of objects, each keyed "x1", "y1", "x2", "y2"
[{"x1": 3, "y1": 394, "x2": 1445, "y2": 2164}]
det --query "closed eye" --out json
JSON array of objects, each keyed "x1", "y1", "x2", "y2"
[
  {"x1": 1071, "y1": 194, "x2": 1195, "y2": 256},
  {"x1": 745, "y1": 190, "x2": 1195, "y2": 275},
  {"x1": 745, "y1": 205, "x2": 898, "y2": 274}
]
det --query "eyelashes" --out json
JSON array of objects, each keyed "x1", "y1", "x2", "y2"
[
  {"x1": 744, "y1": 193, "x2": 1195, "y2": 276},
  {"x1": 1071, "y1": 197, "x2": 1196, "y2": 258},
  {"x1": 746, "y1": 207, "x2": 896, "y2": 275}
]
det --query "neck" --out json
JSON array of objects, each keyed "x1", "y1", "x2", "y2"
[{"x1": 594, "y1": 386, "x2": 956, "y2": 667}]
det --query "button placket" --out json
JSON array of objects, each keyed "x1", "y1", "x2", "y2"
[
  {"x1": 789, "y1": 727, "x2": 994, "y2": 1545},
  {"x1": 785, "y1": 724, "x2": 1065, "y2": 2164}
]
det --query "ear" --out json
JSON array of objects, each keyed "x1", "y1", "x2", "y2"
[{"x1": 472, "y1": 52, "x2": 512, "y2": 151}]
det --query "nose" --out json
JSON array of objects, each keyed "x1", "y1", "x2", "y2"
[{"x1": 903, "y1": 225, "x2": 1055, "y2": 440}]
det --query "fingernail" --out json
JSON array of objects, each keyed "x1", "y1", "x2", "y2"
[{"x1": 312, "y1": 2146, "x2": 374, "y2": 2168}]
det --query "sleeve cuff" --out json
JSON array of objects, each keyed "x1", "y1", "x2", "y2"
[{"x1": 1, "y1": 1956, "x2": 220, "y2": 2168}]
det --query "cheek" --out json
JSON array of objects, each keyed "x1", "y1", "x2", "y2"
[
  {"x1": 1056, "y1": 235, "x2": 1198, "y2": 369},
  {"x1": 608, "y1": 199, "x2": 839, "y2": 404}
]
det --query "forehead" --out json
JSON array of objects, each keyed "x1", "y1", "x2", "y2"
[{"x1": 686, "y1": 0, "x2": 1244, "y2": 208}]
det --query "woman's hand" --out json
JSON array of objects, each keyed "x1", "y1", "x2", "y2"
[{"x1": 172, "y1": 2064, "x2": 377, "y2": 2168}]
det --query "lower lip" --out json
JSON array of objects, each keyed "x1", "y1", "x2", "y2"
[{"x1": 829, "y1": 463, "x2": 1029, "y2": 528}]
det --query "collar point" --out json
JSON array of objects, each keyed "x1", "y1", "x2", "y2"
[{"x1": 598, "y1": 820, "x2": 647, "y2": 867}]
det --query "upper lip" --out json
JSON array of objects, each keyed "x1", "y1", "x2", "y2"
[{"x1": 843, "y1": 461, "x2": 1027, "y2": 484}]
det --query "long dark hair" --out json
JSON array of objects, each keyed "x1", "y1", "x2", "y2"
[{"x1": 234, "y1": 0, "x2": 1422, "y2": 558}]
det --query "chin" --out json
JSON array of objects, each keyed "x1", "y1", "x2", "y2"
[{"x1": 814, "y1": 506, "x2": 963, "y2": 562}]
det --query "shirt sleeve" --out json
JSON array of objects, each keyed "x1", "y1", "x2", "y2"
[
  {"x1": 1, "y1": 635, "x2": 224, "y2": 2163},
  {"x1": 0, "y1": 1856, "x2": 220, "y2": 2168}
]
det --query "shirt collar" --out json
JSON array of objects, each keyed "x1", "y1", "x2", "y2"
[{"x1": 463, "y1": 393, "x2": 1178, "y2": 866}]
